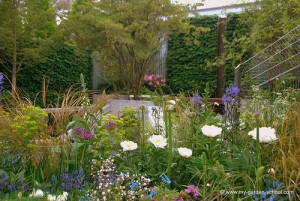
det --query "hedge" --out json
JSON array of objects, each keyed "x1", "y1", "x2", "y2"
[
  {"x1": 166, "y1": 14, "x2": 246, "y2": 96},
  {"x1": 17, "y1": 44, "x2": 92, "y2": 106}
]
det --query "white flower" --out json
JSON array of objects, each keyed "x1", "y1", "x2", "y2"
[
  {"x1": 201, "y1": 125, "x2": 222, "y2": 137},
  {"x1": 166, "y1": 100, "x2": 176, "y2": 110},
  {"x1": 178, "y1": 147, "x2": 192, "y2": 158},
  {"x1": 120, "y1": 141, "x2": 138, "y2": 151},
  {"x1": 29, "y1": 189, "x2": 44, "y2": 197},
  {"x1": 214, "y1": 102, "x2": 219, "y2": 106},
  {"x1": 148, "y1": 135, "x2": 167, "y2": 148},
  {"x1": 36, "y1": 189, "x2": 44, "y2": 197},
  {"x1": 168, "y1": 100, "x2": 176, "y2": 105},
  {"x1": 47, "y1": 194, "x2": 57, "y2": 201},
  {"x1": 248, "y1": 127, "x2": 278, "y2": 143},
  {"x1": 56, "y1": 192, "x2": 68, "y2": 201},
  {"x1": 268, "y1": 168, "x2": 275, "y2": 175}
]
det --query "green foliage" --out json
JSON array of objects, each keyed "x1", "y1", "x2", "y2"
[
  {"x1": 242, "y1": 0, "x2": 300, "y2": 52},
  {"x1": 65, "y1": 0, "x2": 206, "y2": 98},
  {"x1": 167, "y1": 14, "x2": 247, "y2": 95},
  {"x1": 12, "y1": 106, "x2": 48, "y2": 141},
  {"x1": 167, "y1": 16, "x2": 217, "y2": 94},
  {"x1": 0, "y1": 0, "x2": 57, "y2": 92},
  {"x1": 17, "y1": 44, "x2": 92, "y2": 107}
]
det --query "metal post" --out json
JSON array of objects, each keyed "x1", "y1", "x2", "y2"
[
  {"x1": 234, "y1": 64, "x2": 241, "y2": 88},
  {"x1": 216, "y1": 14, "x2": 227, "y2": 98}
]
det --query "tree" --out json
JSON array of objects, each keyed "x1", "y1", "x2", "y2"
[
  {"x1": 242, "y1": 0, "x2": 300, "y2": 51},
  {"x1": 65, "y1": 0, "x2": 205, "y2": 98},
  {"x1": 0, "y1": 0, "x2": 57, "y2": 95}
]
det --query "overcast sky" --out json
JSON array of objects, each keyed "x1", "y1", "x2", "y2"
[{"x1": 173, "y1": 0, "x2": 255, "y2": 9}]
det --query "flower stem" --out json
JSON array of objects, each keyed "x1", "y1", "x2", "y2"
[
  {"x1": 167, "y1": 110, "x2": 172, "y2": 179},
  {"x1": 141, "y1": 107, "x2": 145, "y2": 152},
  {"x1": 256, "y1": 121, "x2": 261, "y2": 168}
]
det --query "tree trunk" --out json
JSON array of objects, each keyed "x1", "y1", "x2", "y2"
[{"x1": 11, "y1": 0, "x2": 17, "y2": 98}]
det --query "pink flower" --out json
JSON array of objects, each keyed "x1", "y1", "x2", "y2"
[{"x1": 186, "y1": 184, "x2": 200, "y2": 197}]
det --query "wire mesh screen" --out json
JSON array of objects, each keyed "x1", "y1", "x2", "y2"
[{"x1": 236, "y1": 25, "x2": 300, "y2": 95}]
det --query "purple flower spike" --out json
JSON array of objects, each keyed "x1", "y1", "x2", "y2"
[
  {"x1": 191, "y1": 95, "x2": 202, "y2": 109},
  {"x1": 222, "y1": 84, "x2": 240, "y2": 103}
]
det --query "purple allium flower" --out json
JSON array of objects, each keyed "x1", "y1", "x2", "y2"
[
  {"x1": 186, "y1": 184, "x2": 200, "y2": 197},
  {"x1": 105, "y1": 121, "x2": 117, "y2": 131},
  {"x1": 73, "y1": 127, "x2": 95, "y2": 141},
  {"x1": 222, "y1": 84, "x2": 240, "y2": 103},
  {"x1": 225, "y1": 84, "x2": 240, "y2": 97},
  {"x1": 222, "y1": 94, "x2": 231, "y2": 103},
  {"x1": 191, "y1": 95, "x2": 202, "y2": 108}
]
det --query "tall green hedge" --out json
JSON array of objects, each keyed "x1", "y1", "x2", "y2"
[
  {"x1": 17, "y1": 44, "x2": 92, "y2": 106},
  {"x1": 167, "y1": 16, "x2": 217, "y2": 95},
  {"x1": 167, "y1": 14, "x2": 246, "y2": 96}
]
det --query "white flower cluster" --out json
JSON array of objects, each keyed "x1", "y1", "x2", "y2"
[
  {"x1": 28, "y1": 189, "x2": 68, "y2": 201},
  {"x1": 47, "y1": 192, "x2": 68, "y2": 201}
]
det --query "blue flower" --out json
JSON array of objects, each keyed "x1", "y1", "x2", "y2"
[
  {"x1": 148, "y1": 190, "x2": 157, "y2": 199},
  {"x1": 273, "y1": 180, "x2": 280, "y2": 188},
  {"x1": 51, "y1": 175, "x2": 57, "y2": 186},
  {"x1": 261, "y1": 192, "x2": 267, "y2": 199},
  {"x1": 161, "y1": 174, "x2": 171, "y2": 184},
  {"x1": 130, "y1": 181, "x2": 139, "y2": 190}
]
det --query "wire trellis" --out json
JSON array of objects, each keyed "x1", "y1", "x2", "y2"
[{"x1": 235, "y1": 25, "x2": 300, "y2": 96}]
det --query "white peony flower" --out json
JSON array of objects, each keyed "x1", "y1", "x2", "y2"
[
  {"x1": 120, "y1": 140, "x2": 138, "y2": 151},
  {"x1": 178, "y1": 147, "x2": 192, "y2": 158},
  {"x1": 148, "y1": 135, "x2": 167, "y2": 148},
  {"x1": 201, "y1": 125, "x2": 222, "y2": 137},
  {"x1": 248, "y1": 127, "x2": 278, "y2": 143}
]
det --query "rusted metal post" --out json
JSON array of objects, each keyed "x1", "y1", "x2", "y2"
[
  {"x1": 216, "y1": 14, "x2": 227, "y2": 98},
  {"x1": 234, "y1": 64, "x2": 242, "y2": 88}
]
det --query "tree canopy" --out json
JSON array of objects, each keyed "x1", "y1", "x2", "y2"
[
  {"x1": 0, "y1": 0, "x2": 57, "y2": 94},
  {"x1": 64, "y1": 0, "x2": 206, "y2": 98}
]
